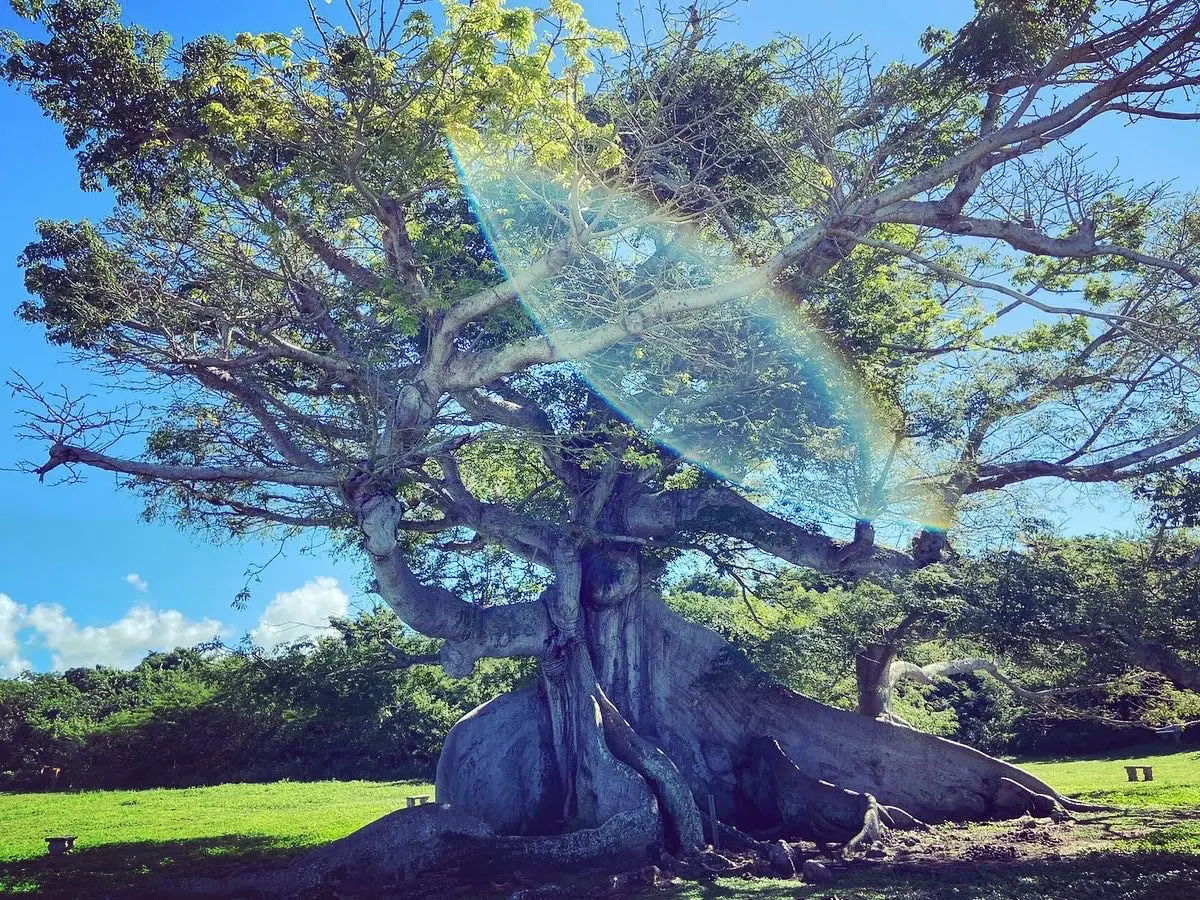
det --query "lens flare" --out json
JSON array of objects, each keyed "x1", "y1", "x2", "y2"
[{"x1": 448, "y1": 141, "x2": 947, "y2": 541}]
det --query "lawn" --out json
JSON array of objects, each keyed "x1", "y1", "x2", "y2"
[
  {"x1": 1021, "y1": 745, "x2": 1200, "y2": 810},
  {"x1": 0, "y1": 779, "x2": 434, "y2": 897},
  {"x1": 0, "y1": 747, "x2": 1196, "y2": 899}
]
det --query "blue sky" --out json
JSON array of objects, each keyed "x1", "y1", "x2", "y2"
[{"x1": 0, "y1": 0, "x2": 1193, "y2": 674}]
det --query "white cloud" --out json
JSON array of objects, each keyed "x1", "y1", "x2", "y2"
[
  {"x1": 24, "y1": 603, "x2": 225, "y2": 670},
  {"x1": 125, "y1": 573, "x2": 149, "y2": 593},
  {"x1": 251, "y1": 576, "x2": 349, "y2": 650},
  {"x1": 0, "y1": 575, "x2": 346, "y2": 673},
  {"x1": 0, "y1": 593, "x2": 32, "y2": 677}
]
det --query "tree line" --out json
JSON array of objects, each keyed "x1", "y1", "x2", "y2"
[
  {"x1": 674, "y1": 530, "x2": 1200, "y2": 757},
  {"x1": 4, "y1": 531, "x2": 1197, "y2": 792},
  {"x1": 0, "y1": 609, "x2": 532, "y2": 791}
]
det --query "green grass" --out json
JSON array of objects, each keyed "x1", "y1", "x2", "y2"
[
  {"x1": 1, "y1": 748, "x2": 1196, "y2": 899},
  {"x1": 1021, "y1": 745, "x2": 1200, "y2": 809},
  {"x1": 1023, "y1": 744, "x2": 1200, "y2": 856},
  {"x1": 0, "y1": 779, "x2": 434, "y2": 897}
]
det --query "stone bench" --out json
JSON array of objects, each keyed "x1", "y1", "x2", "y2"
[
  {"x1": 1124, "y1": 765, "x2": 1154, "y2": 782},
  {"x1": 405, "y1": 795, "x2": 433, "y2": 808},
  {"x1": 45, "y1": 836, "x2": 76, "y2": 856}
]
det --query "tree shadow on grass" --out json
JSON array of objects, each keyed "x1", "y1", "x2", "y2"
[
  {"x1": 0, "y1": 835, "x2": 300, "y2": 900},
  {"x1": 649, "y1": 851, "x2": 1200, "y2": 900},
  {"x1": 5, "y1": 833, "x2": 1199, "y2": 900}
]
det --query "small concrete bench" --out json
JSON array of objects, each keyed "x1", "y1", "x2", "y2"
[
  {"x1": 405, "y1": 795, "x2": 433, "y2": 808},
  {"x1": 1124, "y1": 765, "x2": 1154, "y2": 782},
  {"x1": 45, "y1": 836, "x2": 76, "y2": 856}
]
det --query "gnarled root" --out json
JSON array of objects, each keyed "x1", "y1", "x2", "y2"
[
  {"x1": 595, "y1": 690, "x2": 704, "y2": 853},
  {"x1": 739, "y1": 735, "x2": 919, "y2": 851},
  {"x1": 152, "y1": 803, "x2": 492, "y2": 898},
  {"x1": 993, "y1": 776, "x2": 1076, "y2": 821},
  {"x1": 879, "y1": 803, "x2": 929, "y2": 831},
  {"x1": 152, "y1": 802, "x2": 664, "y2": 899}
]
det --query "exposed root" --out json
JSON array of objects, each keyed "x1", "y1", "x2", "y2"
[
  {"x1": 148, "y1": 804, "x2": 490, "y2": 898},
  {"x1": 742, "y1": 736, "x2": 891, "y2": 845},
  {"x1": 843, "y1": 793, "x2": 884, "y2": 856},
  {"x1": 881, "y1": 804, "x2": 930, "y2": 831},
  {"x1": 992, "y1": 776, "x2": 1083, "y2": 822},
  {"x1": 595, "y1": 689, "x2": 704, "y2": 852},
  {"x1": 1058, "y1": 796, "x2": 1115, "y2": 813},
  {"x1": 515, "y1": 805, "x2": 661, "y2": 866},
  {"x1": 736, "y1": 734, "x2": 938, "y2": 864},
  {"x1": 539, "y1": 654, "x2": 655, "y2": 832}
]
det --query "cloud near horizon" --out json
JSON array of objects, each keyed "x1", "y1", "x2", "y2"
[
  {"x1": 0, "y1": 594, "x2": 31, "y2": 677},
  {"x1": 250, "y1": 576, "x2": 350, "y2": 651},
  {"x1": 24, "y1": 603, "x2": 226, "y2": 671},
  {"x1": 0, "y1": 576, "x2": 351, "y2": 673}
]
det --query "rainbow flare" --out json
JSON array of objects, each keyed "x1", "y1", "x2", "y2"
[{"x1": 448, "y1": 140, "x2": 949, "y2": 542}]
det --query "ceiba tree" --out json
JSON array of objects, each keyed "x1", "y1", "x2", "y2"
[{"x1": 7, "y1": 0, "x2": 1200, "y2": 873}]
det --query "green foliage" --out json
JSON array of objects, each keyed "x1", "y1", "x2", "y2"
[
  {"x1": 1136, "y1": 471, "x2": 1200, "y2": 529},
  {"x1": 889, "y1": 678, "x2": 961, "y2": 738},
  {"x1": 1, "y1": 0, "x2": 177, "y2": 198},
  {"x1": 940, "y1": 0, "x2": 1097, "y2": 85},
  {"x1": 960, "y1": 533, "x2": 1200, "y2": 678},
  {"x1": 16, "y1": 219, "x2": 139, "y2": 347},
  {"x1": 927, "y1": 672, "x2": 1022, "y2": 753},
  {"x1": 0, "y1": 608, "x2": 532, "y2": 789},
  {"x1": 667, "y1": 568, "x2": 961, "y2": 709}
]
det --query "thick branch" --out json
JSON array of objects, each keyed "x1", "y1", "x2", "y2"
[
  {"x1": 968, "y1": 424, "x2": 1200, "y2": 492},
  {"x1": 626, "y1": 485, "x2": 918, "y2": 574},
  {"x1": 359, "y1": 495, "x2": 551, "y2": 673},
  {"x1": 34, "y1": 443, "x2": 343, "y2": 487},
  {"x1": 434, "y1": 244, "x2": 572, "y2": 353},
  {"x1": 370, "y1": 544, "x2": 551, "y2": 675},
  {"x1": 889, "y1": 658, "x2": 1106, "y2": 704},
  {"x1": 876, "y1": 206, "x2": 1199, "y2": 286}
]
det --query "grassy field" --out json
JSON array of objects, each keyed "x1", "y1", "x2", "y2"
[
  {"x1": 0, "y1": 780, "x2": 434, "y2": 897},
  {"x1": 1022, "y1": 745, "x2": 1200, "y2": 809},
  {"x1": 0, "y1": 747, "x2": 1196, "y2": 898}
]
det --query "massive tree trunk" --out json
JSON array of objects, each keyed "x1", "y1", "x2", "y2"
[
  {"x1": 357, "y1": 492, "x2": 1077, "y2": 874},
  {"x1": 435, "y1": 551, "x2": 1079, "y2": 856},
  {"x1": 164, "y1": 530, "x2": 1090, "y2": 897}
]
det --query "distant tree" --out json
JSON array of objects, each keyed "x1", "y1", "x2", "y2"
[
  {"x1": 960, "y1": 533, "x2": 1200, "y2": 695},
  {"x1": 763, "y1": 533, "x2": 1200, "y2": 730},
  {"x1": 7, "y1": 0, "x2": 1200, "y2": 871}
]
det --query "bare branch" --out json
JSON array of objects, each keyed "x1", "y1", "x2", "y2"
[{"x1": 33, "y1": 443, "x2": 343, "y2": 487}]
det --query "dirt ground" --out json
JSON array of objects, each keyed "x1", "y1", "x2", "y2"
[{"x1": 390, "y1": 807, "x2": 1200, "y2": 900}]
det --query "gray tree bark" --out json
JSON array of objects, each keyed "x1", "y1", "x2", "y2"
[{"x1": 436, "y1": 570, "x2": 1083, "y2": 849}]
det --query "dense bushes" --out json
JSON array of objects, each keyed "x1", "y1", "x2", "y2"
[{"x1": 0, "y1": 607, "x2": 532, "y2": 790}]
